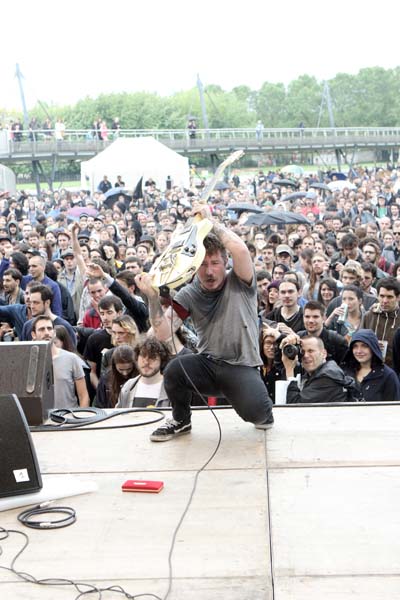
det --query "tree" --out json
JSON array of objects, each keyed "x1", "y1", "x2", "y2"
[
  {"x1": 254, "y1": 82, "x2": 287, "y2": 127},
  {"x1": 285, "y1": 75, "x2": 323, "y2": 128}
]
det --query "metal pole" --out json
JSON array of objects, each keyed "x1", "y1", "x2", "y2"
[
  {"x1": 15, "y1": 63, "x2": 29, "y2": 129},
  {"x1": 196, "y1": 74, "x2": 209, "y2": 135}
]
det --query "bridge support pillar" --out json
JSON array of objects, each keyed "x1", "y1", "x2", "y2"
[
  {"x1": 335, "y1": 148, "x2": 341, "y2": 172},
  {"x1": 31, "y1": 161, "x2": 41, "y2": 197}
]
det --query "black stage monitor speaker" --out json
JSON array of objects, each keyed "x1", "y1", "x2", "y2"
[
  {"x1": 0, "y1": 394, "x2": 42, "y2": 498},
  {"x1": 0, "y1": 341, "x2": 54, "y2": 425}
]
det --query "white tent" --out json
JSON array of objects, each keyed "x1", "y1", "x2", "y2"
[
  {"x1": 0, "y1": 164, "x2": 16, "y2": 195},
  {"x1": 81, "y1": 137, "x2": 189, "y2": 193}
]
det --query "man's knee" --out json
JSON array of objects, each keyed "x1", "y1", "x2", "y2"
[{"x1": 230, "y1": 388, "x2": 272, "y2": 424}]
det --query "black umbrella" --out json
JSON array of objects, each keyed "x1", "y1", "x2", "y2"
[
  {"x1": 226, "y1": 203, "x2": 263, "y2": 214},
  {"x1": 309, "y1": 182, "x2": 331, "y2": 191},
  {"x1": 103, "y1": 187, "x2": 132, "y2": 209},
  {"x1": 245, "y1": 211, "x2": 311, "y2": 227},
  {"x1": 281, "y1": 191, "x2": 307, "y2": 202},
  {"x1": 215, "y1": 181, "x2": 230, "y2": 191},
  {"x1": 272, "y1": 178, "x2": 299, "y2": 188},
  {"x1": 328, "y1": 172, "x2": 347, "y2": 181}
]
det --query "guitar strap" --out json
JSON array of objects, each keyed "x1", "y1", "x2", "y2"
[{"x1": 171, "y1": 300, "x2": 189, "y2": 321}]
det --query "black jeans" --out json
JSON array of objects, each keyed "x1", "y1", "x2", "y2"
[{"x1": 164, "y1": 353, "x2": 273, "y2": 425}]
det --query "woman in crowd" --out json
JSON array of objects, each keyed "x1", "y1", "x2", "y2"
[
  {"x1": 342, "y1": 329, "x2": 400, "y2": 402},
  {"x1": 317, "y1": 277, "x2": 339, "y2": 308},
  {"x1": 99, "y1": 241, "x2": 123, "y2": 276},
  {"x1": 93, "y1": 315, "x2": 140, "y2": 407},
  {"x1": 324, "y1": 238, "x2": 338, "y2": 259},
  {"x1": 393, "y1": 260, "x2": 400, "y2": 282},
  {"x1": 265, "y1": 281, "x2": 280, "y2": 312},
  {"x1": 101, "y1": 314, "x2": 139, "y2": 374},
  {"x1": 259, "y1": 327, "x2": 282, "y2": 403},
  {"x1": 303, "y1": 252, "x2": 330, "y2": 300},
  {"x1": 325, "y1": 284, "x2": 365, "y2": 340},
  {"x1": 97, "y1": 345, "x2": 139, "y2": 408},
  {"x1": 272, "y1": 263, "x2": 289, "y2": 281}
]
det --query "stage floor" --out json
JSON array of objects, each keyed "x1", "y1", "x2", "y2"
[{"x1": 1, "y1": 405, "x2": 400, "y2": 599}]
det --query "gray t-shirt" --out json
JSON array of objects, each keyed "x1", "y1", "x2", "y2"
[
  {"x1": 53, "y1": 348, "x2": 85, "y2": 409},
  {"x1": 175, "y1": 269, "x2": 261, "y2": 366}
]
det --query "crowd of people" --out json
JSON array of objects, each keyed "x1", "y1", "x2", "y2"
[
  {"x1": 4, "y1": 117, "x2": 122, "y2": 142},
  {"x1": 1, "y1": 162, "x2": 400, "y2": 440}
]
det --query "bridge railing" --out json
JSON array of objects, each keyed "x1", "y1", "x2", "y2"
[{"x1": 2, "y1": 127, "x2": 400, "y2": 157}]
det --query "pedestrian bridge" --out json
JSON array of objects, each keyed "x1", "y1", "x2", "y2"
[{"x1": 1, "y1": 127, "x2": 400, "y2": 164}]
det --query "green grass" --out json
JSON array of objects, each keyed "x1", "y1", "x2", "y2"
[
  {"x1": 16, "y1": 180, "x2": 81, "y2": 192},
  {"x1": 15, "y1": 161, "x2": 388, "y2": 194}
]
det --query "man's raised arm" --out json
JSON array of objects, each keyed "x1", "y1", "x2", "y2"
[
  {"x1": 193, "y1": 204, "x2": 253, "y2": 284},
  {"x1": 135, "y1": 273, "x2": 183, "y2": 342}
]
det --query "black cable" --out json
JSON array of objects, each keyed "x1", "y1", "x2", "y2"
[
  {"x1": 8, "y1": 305, "x2": 223, "y2": 599},
  {"x1": 161, "y1": 303, "x2": 223, "y2": 600},
  {"x1": 30, "y1": 407, "x2": 165, "y2": 432},
  {"x1": 0, "y1": 527, "x2": 163, "y2": 599},
  {"x1": 18, "y1": 502, "x2": 76, "y2": 529}
]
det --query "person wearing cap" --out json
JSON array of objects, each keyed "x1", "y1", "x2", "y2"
[
  {"x1": 93, "y1": 216, "x2": 104, "y2": 233},
  {"x1": 275, "y1": 244, "x2": 293, "y2": 269}
]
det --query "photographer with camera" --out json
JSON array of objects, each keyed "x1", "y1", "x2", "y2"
[
  {"x1": 281, "y1": 335, "x2": 355, "y2": 404},
  {"x1": 270, "y1": 301, "x2": 348, "y2": 374}
]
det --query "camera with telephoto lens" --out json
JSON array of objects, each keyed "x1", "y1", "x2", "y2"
[{"x1": 282, "y1": 343, "x2": 300, "y2": 360}]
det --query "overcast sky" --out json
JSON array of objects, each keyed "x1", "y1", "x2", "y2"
[{"x1": 2, "y1": 0, "x2": 399, "y2": 113}]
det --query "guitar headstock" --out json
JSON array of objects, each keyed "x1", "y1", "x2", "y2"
[
  {"x1": 200, "y1": 149, "x2": 245, "y2": 203},
  {"x1": 220, "y1": 149, "x2": 245, "y2": 169}
]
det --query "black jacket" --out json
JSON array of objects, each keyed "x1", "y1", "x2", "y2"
[
  {"x1": 297, "y1": 327, "x2": 348, "y2": 366},
  {"x1": 287, "y1": 360, "x2": 354, "y2": 404},
  {"x1": 343, "y1": 329, "x2": 400, "y2": 402}
]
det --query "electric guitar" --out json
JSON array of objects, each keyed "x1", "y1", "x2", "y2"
[{"x1": 150, "y1": 149, "x2": 244, "y2": 291}]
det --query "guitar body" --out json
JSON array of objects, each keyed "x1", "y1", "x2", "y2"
[
  {"x1": 150, "y1": 149, "x2": 244, "y2": 291},
  {"x1": 150, "y1": 215, "x2": 213, "y2": 290}
]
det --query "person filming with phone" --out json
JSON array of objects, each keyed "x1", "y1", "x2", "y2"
[{"x1": 281, "y1": 336, "x2": 355, "y2": 404}]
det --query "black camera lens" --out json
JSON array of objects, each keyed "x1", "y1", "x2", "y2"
[{"x1": 283, "y1": 344, "x2": 299, "y2": 360}]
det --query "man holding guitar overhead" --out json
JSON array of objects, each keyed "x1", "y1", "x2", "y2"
[{"x1": 135, "y1": 202, "x2": 274, "y2": 442}]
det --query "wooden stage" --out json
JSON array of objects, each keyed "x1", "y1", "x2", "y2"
[{"x1": 1, "y1": 404, "x2": 400, "y2": 599}]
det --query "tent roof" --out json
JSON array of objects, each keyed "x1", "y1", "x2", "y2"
[
  {"x1": 81, "y1": 136, "x2": 189, "y2": 191},
  {"x1": 83, "y1": 136, "x2": 187, "y2": 167}
]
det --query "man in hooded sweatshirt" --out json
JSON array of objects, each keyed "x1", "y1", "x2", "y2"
[
  {"x1": 282, "y1": 335, "x2": 355, "y2": 404},
  {"x1": 342, "y1": 329, "x2": 400, "y2": 402},
  {"x1": 361, "y1": 277, "x2": 400, "y2": 368}
]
